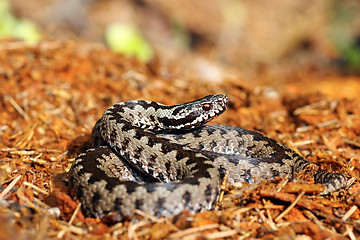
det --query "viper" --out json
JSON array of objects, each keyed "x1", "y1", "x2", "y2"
[{"x1": 68, "y1": 94, "x2": 347, "y2": 221}]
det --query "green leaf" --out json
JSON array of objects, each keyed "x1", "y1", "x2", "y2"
[
  {"x1": 105, "y1": 23, "x2": 153, "y2": 61},
  {"x1": 12, "y1": 19, "x2": 41, "y2": 44}
]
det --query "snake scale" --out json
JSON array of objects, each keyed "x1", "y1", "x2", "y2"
[{"x1": 69, "y1": 94, "x2": 348, "y2": 221}]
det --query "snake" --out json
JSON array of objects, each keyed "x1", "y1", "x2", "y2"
[{"x1": 68, "y1": 94, "x2": 348, "y2": 221}]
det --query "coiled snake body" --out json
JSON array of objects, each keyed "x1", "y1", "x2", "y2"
[{"x1": 69, "y1": 94, "x2": 347, "y2": 221}]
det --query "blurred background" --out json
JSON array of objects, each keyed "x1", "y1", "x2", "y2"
[{"x1": 2, "y1": 0, "x2": 360, "y2": 83}]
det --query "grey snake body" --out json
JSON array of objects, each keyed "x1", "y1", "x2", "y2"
[{"x1": 69, "y1": 94, "x2": 347, "y2": 221}]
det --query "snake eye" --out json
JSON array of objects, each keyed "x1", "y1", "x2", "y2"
[{"x1": 202, "y1": 103, "x2": 212, "y2": 111}]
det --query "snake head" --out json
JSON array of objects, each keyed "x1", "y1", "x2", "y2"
[{"x1": 161, "y1": 94, "x2": 229, "y2": 130}]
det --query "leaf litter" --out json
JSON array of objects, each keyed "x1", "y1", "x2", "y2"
[{"x1": 0, "y1": 40, "x2": 359, "y2": 239}]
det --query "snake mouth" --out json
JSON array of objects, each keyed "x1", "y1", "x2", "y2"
[
  {"x1": 216, "y1": 94, "x2": 228, "y2": 111},
  {"x1": 209, "y1": 94, "x2": 228, "y2": 118}
]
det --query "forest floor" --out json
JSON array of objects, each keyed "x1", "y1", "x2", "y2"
[{"x1": 0, "y1": 40, "x2": 360, "y2": 239}]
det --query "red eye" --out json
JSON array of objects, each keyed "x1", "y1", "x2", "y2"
[{"x1": 202, "y1": 103, "x2": 211, "y2": 111}]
